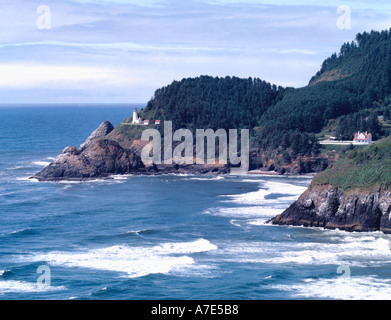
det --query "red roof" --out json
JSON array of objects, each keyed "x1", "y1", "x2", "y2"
[{"x1": 353, "y1": 132, "x2": 372, "y2": 141}]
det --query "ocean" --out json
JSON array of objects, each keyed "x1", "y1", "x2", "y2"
[{"x1": 1, "y1": 106, "x2": 391, "y2": 300}]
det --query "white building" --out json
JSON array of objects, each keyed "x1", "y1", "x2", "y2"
[
  {"x1": 353, "y1": 132, "x2": 372, "y2": 145},
  {"x1": 132, "y1": 107, "x2": 143, "y2": 124}
]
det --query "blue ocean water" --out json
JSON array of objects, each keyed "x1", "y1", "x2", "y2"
[{"x1": 2, "y1": 106, "x2": 391, "y2": 300}]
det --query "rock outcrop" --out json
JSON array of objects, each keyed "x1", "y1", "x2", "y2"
[
  {"x1": 269, "y1": 135, "x2": 391, "y2": 234},
  {"x1": 31, "y1": 121, "x2": 229, "y2": 181},
  {"x1": 31, "y1": 132, "x2": 145, "y2": 181},
  {"x1": 79, "y1": 120, "x2": 114, "y2": 152},
  {"x1": 270, "y1": 184, "x2": 391, "y2": 233}
]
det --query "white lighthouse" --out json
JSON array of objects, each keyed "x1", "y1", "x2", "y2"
[{"x1": 132, "y1": 107, "x2": 143, "y2": 124}]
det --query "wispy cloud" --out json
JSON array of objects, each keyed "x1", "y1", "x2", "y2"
[
  {"x1": 0, "y1": 0, "x2": 390, "y2": 103},
  {"x1": 0, "y1": 63, "x2": 117, "y2": 87},
  {"x1": 0, "y1": 41, "x2": 242, "y2": 53}
]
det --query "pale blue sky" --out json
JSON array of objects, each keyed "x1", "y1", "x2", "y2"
[{"x1": 0, "y1": 0, "x2": 390, "y2": 103}]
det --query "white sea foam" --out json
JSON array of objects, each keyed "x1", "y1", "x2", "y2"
[
  {"x1": 27, "y1": 239, "x2": 217, "y2": 278},
  {"x1": 9, "y1": 165, "x2": 25, "y2": 170},
  {"x1": 247, "y1": 219, "x2": 268, "y2": 226},
  {"x1": 229, "y1": 220, "x2": 242, "y2": 228},
  {"x1": 222, "y1": 181, "x2": 308, "y2": 205},
  {"x1": 0, "y1": 280, "x2": 66, "y2": 294},
  {"x1": 241, "y1": 175, "x2": 314, "y2": 181},
  {"x1": 238, "y1": 179, "x2": 268, "y2": 183},
  {"x1": 209, "y1": 231, "x2": 391, "y2": 271},
  {"x1": 165, "y1": 173, "x2": 193, "y2": 177},
  {"x1": 54, "y1": 177, "x2": 127, "y2": 185},
  {"x1": 204, "y1": 206, "x2": 283, "y2": 219},
  {"x1": 124, "y1": 229, "x2": 148, "y2": 236},
  {"x1": 15, "y1": 177, "x2": 38, "y2": 182},
  {"x1": 54, "y1": 180, "x2": 84, "y2": 185},
  {"x1": 272, "y1": 276, "x2": 391, "y2": 300},
  {"x1": 156, "y1": 238, "x2": 217, "y2": 254},
  {"x1": 259, "y1": 233, "x2": 391, "y2": 267},
  {"x1": 208, "y1": 241, "x2": 267, "y2": 264},
  {"x1": 188, "y1": 176, "x2": 225, "y2": 181},
  {"x1": 32, "y1": 161, "x2": 51, "y2": 167},
  {"x1": 111, "y1": 174, "x2": 134, "y2": 180},
  {"x1": 203, "y1": 179, "x2": 306, "y2": 226},
  {"x1": 222, "y1": 187, "x2": 269, "y2": 205},
  {"x1": 218, "y1": 242, "x2": 266, "y2": 255},
  {"x1": 9, "y1": 228, "x2": 33, "y2": 235}
]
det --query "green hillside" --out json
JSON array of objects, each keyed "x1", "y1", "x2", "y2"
[
  {"x1": 259, "y1": 29, "x2": 391, "y2": 152},
  {"x1": 140, "y1": 75, "x2": 284, "y2": 131},
  {"x1": 108, "y1": 29, "x2": 391, "y2": 171},
  {"x1": 313, "y1": 136, "x2": 391, "y2": 191}
]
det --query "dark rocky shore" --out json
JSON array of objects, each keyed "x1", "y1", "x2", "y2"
[
  {"x1": 269, "y1": 184, "x2": 391, "y2": 233},
  {"x1": 268, "y1": 134, "x2": 391, "y2": 234}
]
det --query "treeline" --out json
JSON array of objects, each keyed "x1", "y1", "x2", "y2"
[
  {"x1": 381, "y1": 94, "x2": 391, "y2": 120},
  {"x1": 255, "y1": 128, "x2": 320, "y2": 160},
  {"x1": 142, "y1": 75, "x2": 284, "y2": 131},
  {"x1": 140, "y1": 29, "x2": 391, "y2": 165},
  {"x1": 258, "y1": 29, "x2": 391, "y2": 155},
  {"x1": 336, "y1": 111, "x2": 382, "y2": 140},
  {"x1": 310, "y1": 29, "x2": 391, "y2": 106}
]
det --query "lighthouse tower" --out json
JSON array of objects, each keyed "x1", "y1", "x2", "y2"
[{"x1": 132, "y1": 107, "x2": 142, "y2": 124}]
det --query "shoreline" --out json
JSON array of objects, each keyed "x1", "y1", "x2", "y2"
[
  {"x1": 247, "y1": 169, "x2": 316, "y2": 177},
  {"x1": 30, "y1": 169, "x2": 316, "y2": 182}
]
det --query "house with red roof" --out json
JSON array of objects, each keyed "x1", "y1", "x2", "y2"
[{"x1": 353, "y1": 132, "x2": 372, "y2": 145}]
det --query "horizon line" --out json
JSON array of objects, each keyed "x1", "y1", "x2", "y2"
[{"x1": 0, "y1": 102, "x2": 147, "y2": 107}]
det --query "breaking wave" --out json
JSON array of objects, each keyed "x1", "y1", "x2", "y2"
[{"x1": 24, "y1": 239, "x2": 218, "y2": 279}]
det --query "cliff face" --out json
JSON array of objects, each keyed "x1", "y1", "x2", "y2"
[
  {"x1": 270, "y1": 136, "x2": 391, "y2": 233},
  {"x1": 270, "y1": 184, "x2": 391, "y2": 233}
]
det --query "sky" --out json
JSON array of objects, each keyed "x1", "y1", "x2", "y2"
[{"x1": 1, "y1": 0, "x2": 391, "y2": 104}]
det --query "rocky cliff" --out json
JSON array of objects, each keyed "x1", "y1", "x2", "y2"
[
  {"x1": 31, "y1": 121, "x2": 146, "y2": 181},
  {"x1": 270, "y1": 184, "x2": 391, "y2": 233},
  {"x1": 31, "y1": 120, "x2": 229, "y2": 181},
  {"x1": 270, "y1": 136, "x2": 391, "y2": 233}
]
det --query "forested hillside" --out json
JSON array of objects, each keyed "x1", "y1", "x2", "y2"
[
  {"x1": 258, "y1": 29, "x2": 391, "y2": 152},
  {"x1": 135, "y1": 29, "x2": 391, "y2": 171},
  {"x1": 141, "y1": 76, "x2": 284, "y2": 131}
]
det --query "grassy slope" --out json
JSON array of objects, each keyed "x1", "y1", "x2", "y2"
[
  {"x1": 313, "y1": 136, "x2": 391, "y2": 191},
  {"x1": 104, "y1": 123, "x2": 151, "y2": 150}
]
